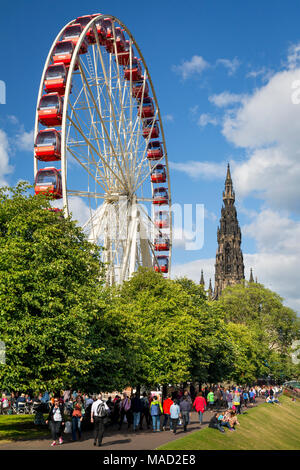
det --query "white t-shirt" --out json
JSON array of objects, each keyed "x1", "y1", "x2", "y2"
[
  {"x1": 52, "y1": 406, "x2": 63, "y2": 422},
  {"x1": 91, "y1": 399, "x2": 109, "y2": 417}
]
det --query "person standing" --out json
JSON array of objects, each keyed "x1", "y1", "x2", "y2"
[
  {"x1": 193, "y1": 391, "x2": 206, "y2": 426},
  {"x1": 131, "y1": 392, "x2": 142, "y2": 432},
  {"x1": 91, "y1": 394, "x2": 110, "y2": 447},
  {"x1": 118, "y1": 393, "x2": 132, "y2": 430},
  {"x1": 139, "y1": 392, "x2": 150, "y2": 430},
  {"x1": 243, "y1": 390, "x2": 249, "y2": 408},
  {"x1": 233, "y1": 390, "x2": 241, "y2": 414},
  {"x1": 150, "y1": 395, "x2": 163, "y2": 432},
  {"x1": 180, "y1": 395, "x2": 191, "y2": 432},
  {"x1": 71, "y1": 396, "x2": 84, "y2": 441},
  {"x1": 207, "y1": 389, "x2": 215, "y2": 412},
  {"x1": 226, "y1": 389, "x2": 233, "y2": 409},
  {"x1": 46, "y1": 397, "x2": 65, "y2": 446},
  {"x1": 169, "y1": 400, "x2": 180, "y2": 434},
  {"x1": 162, "y1": 394, "x2": 173, "y2": 431}
]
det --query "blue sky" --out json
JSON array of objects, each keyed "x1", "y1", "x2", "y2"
[{"x1": 1, "y1": 0, "x2": 300, "y2": 312}]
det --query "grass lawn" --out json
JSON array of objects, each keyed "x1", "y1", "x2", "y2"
[
  {"x1": 158, "y1": 395, "x2": 300, "y2": 450},
  {"x1": 0, "y1": 415, "x2": 50, "y2": 442}
]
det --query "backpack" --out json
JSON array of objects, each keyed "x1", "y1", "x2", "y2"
[
  {"x1": 97, "y1": 401, "x2": 107, "y2": 418},
  {"x1": 150, "y1": 402, "x2": 161, "y2": 416}
]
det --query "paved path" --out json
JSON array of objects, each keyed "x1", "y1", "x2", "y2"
[{"x1": 0, "y1": 401, "x2": 263, "y2": 451}]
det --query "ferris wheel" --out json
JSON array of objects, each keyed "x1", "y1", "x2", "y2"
[{"x1": 33, "y1": 13, "x2": 172, "y2": 284}]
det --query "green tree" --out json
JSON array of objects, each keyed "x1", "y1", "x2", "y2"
[
  {"x1": 218, "y1": 282, "x2": 300, "y2": 382},
  {"x1": 0, "y1": 183, "x2": 105, "y2": 392}
]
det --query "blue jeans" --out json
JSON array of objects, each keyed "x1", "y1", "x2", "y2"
[
  {"x1": 197, "y1": 411, "x2": 204, "y2": 424},
  {"x1": 162, "y1": 414, "x2": 172, "y2": 429},
  {"x1": 151, "y1": 415, "x2": 160, "y2": 431},
  {"x1": 133, "y1": 412, "x2": 140, "y2": 430},
  {"x1": 72, "y1": 416, "x2": 81, "y2": 441}
]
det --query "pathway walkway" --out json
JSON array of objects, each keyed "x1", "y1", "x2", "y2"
[{"x1": 0, "y1": 400, "x2": 263, "y2": 451}]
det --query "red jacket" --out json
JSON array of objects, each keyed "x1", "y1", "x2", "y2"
[
  {"x1": 163, "y1": 398, "x2": 173, "y2": 415},
  {"x1": 193, "y1": 396, "x2": 206, "y2": 413}
]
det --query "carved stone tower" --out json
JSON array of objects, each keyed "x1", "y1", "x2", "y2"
[{"x1": 214, "y1": 164, "x2": 245, "y2": 298}]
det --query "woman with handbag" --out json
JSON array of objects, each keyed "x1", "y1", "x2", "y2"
[{"x1": 46, "y1": 397, "x2": 65, "y2": 446}]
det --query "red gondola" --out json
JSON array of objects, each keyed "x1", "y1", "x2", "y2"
[
  {"x1": 154, "y1": 255, "x2": 169, "y2": 273},
  {"x1": 103, "y1": 17, "x2": 113, "y2": 41},
  {"x1": 152, "y1": 187, "x2": 168, "y2": 205},
  {"x1": 132, "y1": 79, "x2": 149, "y2": 99},
  {"x1": 75, "y1": 15, "x2": 96, "y2": 44},
  {"x1": 44, "y1": 63, "x2": 67, "y2": 95},
  {"x1": 138, "y1": 97, "x2": 154, "y2": 118},
  {"x1": 106, "y1": 27, "x2": 126, "y2": 54},
  {"x1": 34, "y1": 129, "x2": 61, "y2": 161},
  {"x1": 52, "y1": 40, "x2": 78, "y2": 68},
  {"x1": 154, "y1": 211, "x2": 169, "y2": 229},
  {"x1": 151, "y1": 164, "x2": 166, "y2": 183},
  {"x1": 154, "y1": 236, "x2": 170, "y2": 251},
  {"x1": 142, "y1": 119, "x2": 159, "y2": 139},
  {"x1": 92, "y1": 15, "x2": 107, "y2": 45},
  {"x1": 62, "y1": 24, "x2": 88, "y2": 53},
  {"x1": 34, "y1": 167, "x2": 62, "y2": 199},
  {"x1": 38, "y1": 93, "x2": 63, "y2": 127},
  {"x1": 124, "y1": 57, "x2": 142, "y2": 81},
  {"x1": 115, "y1": 41, "x2": 133, "y2": 66},
  {"x1": 147, "y1": 141, "x2": 163, "y2": 160}
]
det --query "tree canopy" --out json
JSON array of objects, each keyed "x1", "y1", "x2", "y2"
[{"x1": 0, "y1": 184, "x2": 299, "y2": 392}]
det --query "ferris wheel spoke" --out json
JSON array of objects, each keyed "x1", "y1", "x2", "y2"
[
  {"x1": 132, "y1": 109, "x2": 159, "y2": 193},
  {"x1": 75, "y1": 69, "x2": 109, "y2": 180},
  {"x1": 67, "y1": 189, "x2": 105, "y2": 198},
  {"x1": 92, "y1": 26, "x2": 132, "y2": 182},
  {"x1": 77, "y1": 59, "x2": 130, "y2": 187},
  {"x1": 67, "y1": 112, "x2": 127, "y2": 191},
  {"x1": 67, "y1": 146, "x2": 108, "y2": 192}
]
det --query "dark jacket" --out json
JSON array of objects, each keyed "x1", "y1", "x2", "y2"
[
  {"x1": 131, "y1": 397, "x2": 142, "y2": 413},
  {"x1": 47, "y1": 404, "x2": 65, "y2": 423},
  {"x1": 180, "y1": 399, "x2": 191, "y2": 413},
  {"x1": 208, "y1": 413, "x2": 219, "y2": 428}
]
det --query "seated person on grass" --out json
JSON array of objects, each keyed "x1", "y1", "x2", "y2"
[
  {"x1": 225, "y1": 409, "x2": 240, "y2": 429},
  {"x1": 208, "y1": 412, "x2": 225, "y2": 432}
]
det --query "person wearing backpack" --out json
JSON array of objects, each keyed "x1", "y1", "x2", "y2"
[
  {"x1": 118, "y1": 393, "x2": 132, "y2": 430},
  {"x1": 91, "y1": 394, "x2": 110, "y2": 447},
  {"x1": 139, "y1": 392, "x2": 150, "y2": 430},
  {"x1": 150, "y1": 395, "x2": 163, "y2": 432}
]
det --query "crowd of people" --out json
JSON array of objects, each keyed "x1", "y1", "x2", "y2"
[{"x1": 0, "y1": 383, "x2": 283, "y2": 446}]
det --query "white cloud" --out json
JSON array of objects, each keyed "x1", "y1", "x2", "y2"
[
  {"x1": 172, "y1": 257, "x2": 215, "y2": 286},
  {"x1": 246, "y1": 67, "x2": 274, "y2": 82},
  {"x1": 198, "y1": 113, "x2": 218, "y2": 127},
  {"x1": 52, "y1": 196, "x2": 93, "y2": 227},
  {"x1": 170, "y1": 160, "x2": 227, "y2": 180},
  {"x1": 0, "y1": 129, "x2": 13, "y2": 186},
  {"x1": 16, "y1": 128, "x2": 34, "y2": 152},
  {"x1": 209, "y1": 91, "x2": 247, "y2": 108},
  {"x1": 287, "y1": 42, "x2": 300, "y2": 70},
  {"x1": 171, "y1": 251, "x2": 300, "y2": 314},
  {"x1": 216, "y1": 57, "x2": 240, "y2": 76},
  {"x1": 172, "y1": 55, "x2": 210, "y2": 80},
  {"x1": 163, "y1": 114, "x2": 174, "y2": 122}
]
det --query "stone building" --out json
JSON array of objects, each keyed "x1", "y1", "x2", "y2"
[{"x1": 213, "y1": 163, "x2": 245, "y2": 299}]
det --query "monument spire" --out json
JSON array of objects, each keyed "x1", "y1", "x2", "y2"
[
  {"x1": 200, "y1": 269, "x2": 205, "y2": 287},
  {"x1": 214, "y1": 164, "x2": 245, "y2": 299}
]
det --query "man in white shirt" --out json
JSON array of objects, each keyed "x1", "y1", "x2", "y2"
[{"x1": 91, "y1": 394, "x2": 110, "y2": 447}]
